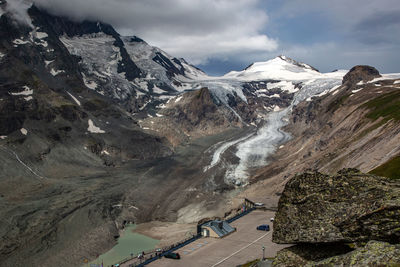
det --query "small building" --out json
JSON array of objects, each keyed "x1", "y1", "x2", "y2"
[{"x1": 201, "y1": 220, "x2": 235, "y2": 238}]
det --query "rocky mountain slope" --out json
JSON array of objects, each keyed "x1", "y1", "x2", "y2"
[
  {"x1": 236, "y1": 65, "x2": 400, "y2": 209},
  {"x1": 272, "y1": 169, "x2": 400, "y2": 266},
  {"x1": 0, "y1": 3, "x2": 293, "y2": 265},
  {"x1": 0, "y1": 4, "x2": 181, "y2": 266}
]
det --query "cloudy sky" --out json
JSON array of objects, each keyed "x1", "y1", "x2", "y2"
[{"x1": 33, "y1": 0, "x2": 400, "y2": 75}]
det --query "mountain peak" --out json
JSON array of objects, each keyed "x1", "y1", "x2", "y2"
[
  {"x1": 225, "y1": 55, "x2": 321, "y2": 81},
  {"x1": 127, "y1": 35, "x2": 146, "y2": 43},
  {"x1": 276, "y1": 55, "x2": 319, "y2": 72},
  {"x1": 342, "y1": 65, "x2": 381, "y2": 85}
]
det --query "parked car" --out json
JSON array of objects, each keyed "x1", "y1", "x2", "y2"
[
  {"x1": 164, "y1": 252, "x2": 181, "y2": 259},
  {"x1": 256, "y1": 224, "x2": 270, "y2": 231}
]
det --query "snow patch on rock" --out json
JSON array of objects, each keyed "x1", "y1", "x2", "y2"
[
  {"x1": 101, "y1": 150, "x2": 110, "y2": 155},
  {"x1": 368, "y1": 73, "x2": 400, "y2": 84},
  {"x1": 35, "y1": 31, "x2": 48, "y2": 39},
  {"x1": 273, "y1": 105, "x2": 281, "y2": 111},
  {"x1": 11, "y1": 86, "x2": 33, "y2": 96},
  {"x1": 267, "y1": 94, "x2": 280, "y2": 98},
  {"x1": 44, "y1": 60, "x2": 54, "y2": 66},
  {"x1": 267, "y1": 81, "x2": 297, "y2": 93},
  {"x1": 152, "y1": 85, "x2": 165, "y2": 94},
  {"x1": 13, "y1": 38, "x2": 30, "y2": 46},
  {"x1": 50, "y1": 68, "x2": 65, "y2": 76},
  {"x1": 175, "y1": 95, "x2": 183, "y2": 103},
  {"x1": 67, "y1": 92, "x2": 81, "y2": 106},
  {"x1": 352, "y1": 88, "x2": 363, "y2": 93},
  {"x1": 88, "y1": 119, "x2": 105, "y2": 133}
]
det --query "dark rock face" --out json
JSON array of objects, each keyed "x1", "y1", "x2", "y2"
[
  {"x1": 152, "y1": 52, "x2": 185, "y2": 78},
  {"x1": 242, "y1": 81, "x2": 294, "y2": 110},
  {"x1": 273, "y1": 169, "x2": 400, "y2": 244},
  {"x1": 0, "y1": 7, "x2": 177, "y2": 267},
  {"x1": 161, "y1": 87, "x2": 234, "y2": 129},
  {"x1": 181, "y1": 87, "x2": 219, "y2": 126},
  {"x1": 342, "y1": 65, "x2": 381, "y2": 85}
]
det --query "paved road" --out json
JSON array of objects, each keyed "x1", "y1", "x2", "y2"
[{"x1": 148, "y1": 210, "x2": 288, "y2": 267}]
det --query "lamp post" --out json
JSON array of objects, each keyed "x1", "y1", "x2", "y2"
[{"x1": 262, "y1": 246, "x2": 265, "y2": 260}]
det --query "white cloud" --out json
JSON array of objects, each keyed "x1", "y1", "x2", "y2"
[
  {"x1": 33, "y1": 0, "x2": 278, "y2": 64},
  {"x1": 154, "y1": 29, "x2": 277, "y2": 65}
]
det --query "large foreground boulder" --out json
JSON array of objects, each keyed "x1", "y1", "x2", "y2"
[
  {"x1": 273, "y1": 241, "x2": 400, "y2": 266},
  {"x1": 273, "y1": 169, "x2": 400, "y2": 244}
]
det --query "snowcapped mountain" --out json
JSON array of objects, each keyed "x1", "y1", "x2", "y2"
[
  {"x1": 59, "y1": 32, "x2": 208, "y2": 100},
  {"x1": 122, "y1": 36, "x2": 207, "y2": 92},
  {"x1": 0, "y1": 1, "x2": 206, "y2": 109},
  {"x1": 0, "y1": 1, "x2": 346, "y2": 123},
  {"x1": 223, "y1": 55, "x2": 346, "y2": 81},
  {"x1": 130, "y1": 54, "x2": 350, "y2": 147}
]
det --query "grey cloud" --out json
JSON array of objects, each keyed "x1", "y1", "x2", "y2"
[
  {"x1": 353, "y1": 10, "x2": 400, "y2": 44},
  {"x1": 12, "y1": 0, "x2": 398, "y2": 73},
  {"x1": 275, "y1": 0, "x2": 400, "y2": 37},
  {"x1": 5, "y1": 0, "x2": 33, "y2": 27},
  {"x1": 259, "y1": 0, "x2": 400, "y2": 73},
  {"x1": 33, "y1": 0, "x2": 278, "y2": 64}
]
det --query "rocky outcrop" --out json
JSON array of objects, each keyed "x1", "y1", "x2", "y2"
[
  {"x1": 272, "y1": 169, "x2": 400, "y2": 266},
  {"x1": 273, "y1": 241, "x2": 400, "y2": 266},
  {"x1": 273, "y1": 169, "x2": 400, "y2": 244},
  {"x1": 342, "y1": 65, "x2": 381, "y2": 85},
  {"x1": 140, "y1": 87, "x2": 247, "y2": 146}
]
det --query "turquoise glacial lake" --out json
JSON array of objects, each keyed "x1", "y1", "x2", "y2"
[{"x1": 87, "y1": 224, "x2": 159, "y2": 267}]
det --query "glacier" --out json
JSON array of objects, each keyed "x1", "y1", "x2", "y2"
[{"x1": 201, "y1": 57, "x2": 348, "y2": 185}]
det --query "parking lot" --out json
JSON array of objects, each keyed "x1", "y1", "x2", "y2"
[{"x1": 148, "y1": 210, "x2": 288, "y2": 267}]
